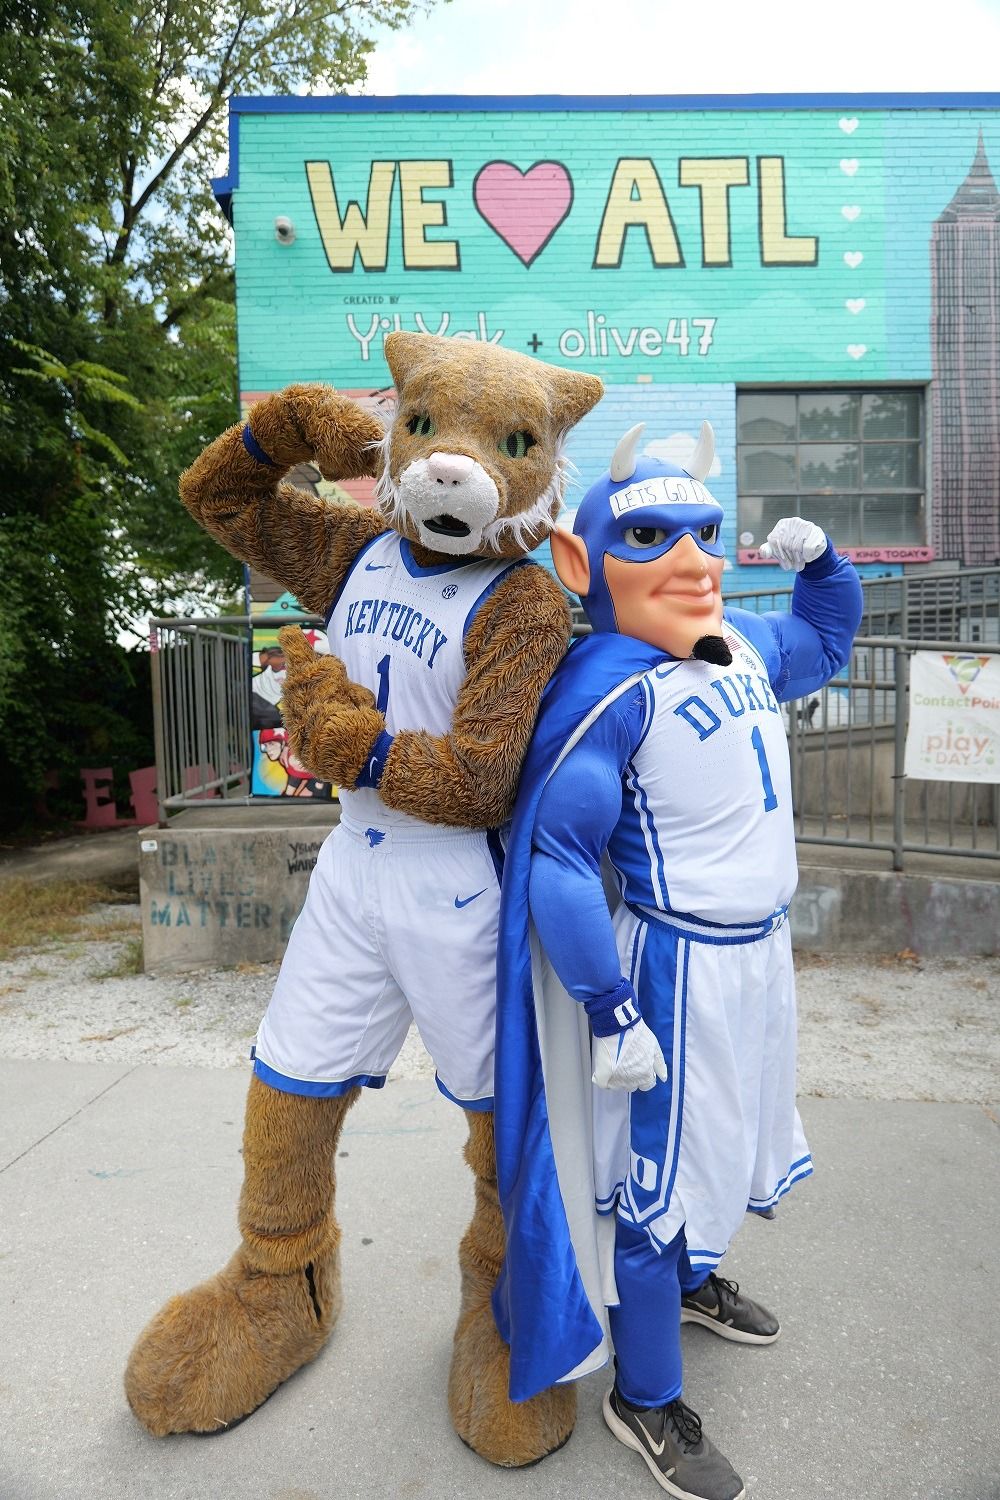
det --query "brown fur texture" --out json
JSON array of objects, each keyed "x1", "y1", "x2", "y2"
[
  {"x1": 449, "y1": 1112, "x2": 577, "y2": 1465},
  {"x1": 132, "y1": 334, "x2": 602, "y2": 1460},
  {"x1": 382, "y1": 333, "x2": 602, "y2": 560},
  {"x1": 279, "y1": 563, "x2": 571, "y2": 824},
  {"x1": 125, "y1": 1079, "x2": 356, "y2": 1434}
]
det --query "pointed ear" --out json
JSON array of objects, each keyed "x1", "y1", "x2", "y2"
[
  {"x1": 383, "y1": 331, "x2": 429, "y2": 392},
  {"x1": 548, "y1": 369, "x2": 604, "y2": 431},
  {"x1": 550, "y1": 526, "x2": 591, "y2": 597}
]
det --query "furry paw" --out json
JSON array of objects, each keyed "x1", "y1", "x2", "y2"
[
  {"x1": 448, "y1": 1299, "x2": 576, "y2": 1467},
  {"x1": 124, "y1": 1247, "x2": 341, "y2": 1436},
  {"x1": 278, "y1": 627, "x2": 384, "y2": 785}
]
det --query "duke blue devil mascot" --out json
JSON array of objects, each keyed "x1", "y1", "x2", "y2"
[{"x1": 493, "y1": 422, "x2": 863, "y2": 1499}]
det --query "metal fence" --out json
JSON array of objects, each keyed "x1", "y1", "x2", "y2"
[{"x1": 150, "y1": 570, "x2": 1000, "y2": 869}]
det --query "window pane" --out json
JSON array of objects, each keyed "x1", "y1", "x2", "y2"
[
  {"x1": 798, "y1": 392, "x2": 859, "y2": 441},
  {"x1": 799, "y1": 444, "x2": 860, "y2": 491},
  {"x1": 737, "y1": 494, "x2": 796, "y2": 545},
  {"x1": 862, "y1": 442, "x2": 921, "y2": 490},
  {"x1": 739, "y1": 446, "x2": 797, "y2": 492},
  {"x1": 800, "y1": 495, "x2": 861, "y2": 544},
  {"x1": 861, "y1": 391, "x2": 921, "y2": 439},
  {"x1": 861, "y1": 493, "x2": 926, "y2": 544},
  {"x1": 737, "y1": 394, "x2": 796, "y2": 443}
]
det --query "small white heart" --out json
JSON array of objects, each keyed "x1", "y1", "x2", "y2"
[
  {"x1": 840, "y1": 158, "x2": 860, "y2": 176},
  {"x1": 839, "y1": 117, "x2": 859, "y2": 134},
  {"x1": 846, "y1": 298, "x2": 866, "y2": 314},
  {"x1": 841, "y1": 205, "x2": 861, "y2": 221},
  {"x1": 844, "y1": 251, "x2": 864, "y2": 268},
  {"x1": 847, "y1": 344, "x2": 868, "y2": 359}
]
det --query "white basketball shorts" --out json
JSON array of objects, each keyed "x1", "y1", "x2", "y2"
[{"x1": 252, "y1": 814, "x2": 502, "y2": 1109}]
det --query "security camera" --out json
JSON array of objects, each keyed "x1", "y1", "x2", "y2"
[{"x1": 274, "y1": 216, "x2": 296, "y2": 245}]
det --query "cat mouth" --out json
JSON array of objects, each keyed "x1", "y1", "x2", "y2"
[{"x1": 423, "y1": 514, "x2": 472, "y2": 539}]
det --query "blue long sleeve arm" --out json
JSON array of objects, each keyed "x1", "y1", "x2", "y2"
[
  {"x1": 528, "y1": 688, "x2": 647, "y2": 1036},
  {"x1": 730, "y1": 541, "x2": 864, "y2": 704}
]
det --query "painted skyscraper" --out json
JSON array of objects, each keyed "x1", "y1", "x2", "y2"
[{"x1": 931, "y1": 131, "x2": 1000, "y2": 566}]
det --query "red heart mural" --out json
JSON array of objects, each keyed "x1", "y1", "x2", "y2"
[{"x1": 473, "y1": 160, "x2": 574, "y2": 266}]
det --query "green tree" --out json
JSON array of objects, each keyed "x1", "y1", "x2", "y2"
[{"x1": 0, "y1": 0, "x2": 432, "y2": 824}]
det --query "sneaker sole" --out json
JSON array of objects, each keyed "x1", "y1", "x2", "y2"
[
  {"x1": 602, "y1": 1390, "x2": 746, "y2": 1500},
  {"x1": 680, "y1": 1307, "x2": 780, "y2": 1344}
]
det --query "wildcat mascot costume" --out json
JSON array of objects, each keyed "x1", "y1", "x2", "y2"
[{"x1": 124, "y1": 332, "x2": 602, "y2": 1468}]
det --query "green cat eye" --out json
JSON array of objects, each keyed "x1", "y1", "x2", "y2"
[
  {"x1": 406, "y1": 413, "x2": 436, "y2": 438},
  {"x1": 500, "y1": 430, "x2": 536, "y2": 459}
]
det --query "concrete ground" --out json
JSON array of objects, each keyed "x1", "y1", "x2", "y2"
[
  {"x1": 1, "y1": 826, "x2": 998, "y2": 1499},
  {"x1": 1, "y1": 1068, "x2": 998, "y2": 1500}
]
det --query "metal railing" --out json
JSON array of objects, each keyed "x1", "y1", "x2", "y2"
[
  {"x1": 150, "y1": 589, "x2": 1000, "y2": 870},
  {"x1": 150, "y1": 616, "x2": 260, "y2": 813},
  {"x1": 787, "y1": 637, "x2": 999, "y2": 868}
]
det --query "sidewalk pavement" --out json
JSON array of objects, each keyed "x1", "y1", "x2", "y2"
[{"x1": 1, "y1": 1063, "x2": 998, "y2": 1500}]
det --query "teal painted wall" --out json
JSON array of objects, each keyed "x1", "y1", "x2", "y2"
[{"x1": 227, "y1": 98, "x2": 1000, "y2": 587}]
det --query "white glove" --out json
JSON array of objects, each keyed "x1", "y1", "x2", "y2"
[
  {"x1": 593, "y1": 1019, "x2": 668, "y2": 1092},
  {"x1": 759, "y1": 516, "x2": 827, "y2": 571}
]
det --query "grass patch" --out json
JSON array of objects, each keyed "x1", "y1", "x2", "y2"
[
  {"x1": 0, "y1": 878, "x2": 133, "y2": 961},
  {"x1": 90, "y1": 937, "x2": 144, "y2": 980}
]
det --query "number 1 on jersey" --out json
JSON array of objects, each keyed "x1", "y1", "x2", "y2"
[
  {"x1": 375, "y1": 654, "x2": 391, "y2": 715},
  {"x1": 750, "y1": 725, "x2": 778, "y2": 812}
]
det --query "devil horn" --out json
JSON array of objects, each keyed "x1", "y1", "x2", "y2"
[
  {"x1": 687, "y1": 420, "x2": 715, "y2": 482},
  {"x1": 609, "y1": 423, "x2": 645, "y2": 483}
]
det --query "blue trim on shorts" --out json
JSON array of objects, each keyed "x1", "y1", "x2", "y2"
[
  {"x1": 435, "y1": 1074, "x2": 494, "y2": 1112},
  {"x1": 748, "y1": 1154, "x2": 814, "y2": 1209},
  {"x1": 253, "y1": 1055, "x2": 387, "y2": 1096}
]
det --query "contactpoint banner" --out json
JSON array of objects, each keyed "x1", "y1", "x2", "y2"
[{"x1": 903, "y1": 651, "x2": 1000, "y2": 782}]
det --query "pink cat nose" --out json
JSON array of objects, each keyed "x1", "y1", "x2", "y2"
[{"x1": 426, "y1": 451, "x2": 475, "y2": 485}]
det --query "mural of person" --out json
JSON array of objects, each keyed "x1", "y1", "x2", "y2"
[
  {"x1": 257, "y1": 727, "x2": 329, "y2": 797},
  {"x1": 251, "y1": 645, "x2": 286, "y2": 729}
]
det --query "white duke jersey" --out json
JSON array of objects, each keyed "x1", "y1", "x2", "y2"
[
  {"x1": 608, "y1": 624, "x2": 796, "y2": 922},
  {"x1": 327, "y1": 532, "x2": 521, "y2": 830}
]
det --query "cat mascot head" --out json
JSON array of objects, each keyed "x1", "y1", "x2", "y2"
[{"x1": 366, "y1": 333, "x2": 603, "y2": 559}]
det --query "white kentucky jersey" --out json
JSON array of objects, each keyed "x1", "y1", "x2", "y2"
[
  {"x1": 608, "y1": 624, "x2": 797, "y2": 923},
  {"x1": 327, "y1": 532, "x2": 520, "y2": 829}
]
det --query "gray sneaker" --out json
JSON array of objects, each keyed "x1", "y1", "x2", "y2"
[
  {"x1": 681, "y1": 1274, "x2": 780, "y2": 1344},
  {"x1": 603, "y1": 1387, "x2": 745, "y2": 1500}
]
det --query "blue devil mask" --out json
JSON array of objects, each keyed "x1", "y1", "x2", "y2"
[{"x1": 570, "y1": 421, "x2": 725, "y2": 634}]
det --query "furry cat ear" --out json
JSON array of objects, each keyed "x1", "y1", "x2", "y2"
[
  {"x1": 547, "y1": 367, "x2": 604, "y2": 430},
  {"x1": 383, "y1": 330, "x2": 426, "y2": 392}
]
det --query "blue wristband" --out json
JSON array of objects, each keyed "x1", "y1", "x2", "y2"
[
  {"x1": 584, "y1": 977, "x2": 641, "y2": 1038},
  {"x1": 354, "y1": 730, "x2": 394, "y2": 789},
  {"x1": 243, "y1": 423, "x2": 278, "y2": 467}
]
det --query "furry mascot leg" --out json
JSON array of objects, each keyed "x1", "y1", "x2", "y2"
[
  {"x1": 125, "y1": 1076, "x2": 357, "y2": 1435},
  {"x1": 448, "y1": 1111, "x2": 576, "y2": 1466}
]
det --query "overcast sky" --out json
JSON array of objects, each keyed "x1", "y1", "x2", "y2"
[{"x1": 362, "y1": 0, "x2": 1000, "y2": 95}]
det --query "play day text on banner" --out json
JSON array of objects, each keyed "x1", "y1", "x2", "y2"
[{"x1": 904, "y1": 653, "x2": 1000, "y2": 782}]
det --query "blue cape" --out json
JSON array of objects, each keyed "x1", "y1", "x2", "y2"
[{"x1": 492, "y1": 632, "x2": 666, "y2": 1403}]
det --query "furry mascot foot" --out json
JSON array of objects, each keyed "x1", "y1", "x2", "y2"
[
  {"x1": 448, "y1": 1111, "x2": 577, "y2": 1467},
  {"x1": 125, "y1": 1077, "x2": 356, "y2": 1436},
  {"x1": 449, "y1": 1293, "x2": 576, "y2": 1467},
  {"x1": 124, "y1": 1244, "x2": 341, "y2": 1435}
]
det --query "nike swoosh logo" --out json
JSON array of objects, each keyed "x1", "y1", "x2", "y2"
[
  {"x1": 635, "y1": 1415, "x2": 665, "y2": 1456},
  {"x1": 365, "y1": 562, "x2": 391, "y2": 571},
  {"x1": 689, "y1": 1298, "x2": 721, "y2": 1317},
  {"x1": 454, "y1": 889, "x2": 487, "y2": 909},
  {"x1": 367, "y1": 757, "x2": 378, "y2": 780}
]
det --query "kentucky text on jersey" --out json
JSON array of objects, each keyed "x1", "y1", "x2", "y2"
[
  {"x1": 675, "y1": 671, "x2": 780, "y2": 741},
  {"x1": 344, "y1": 597, "x2": 448, "y2": 668}
]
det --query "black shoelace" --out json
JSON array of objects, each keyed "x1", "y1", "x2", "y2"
[
  {"x1": 666, "y1": 1398, "x2": 703, "y2": 1452},
  {"x1": 707, "y1": 1272, "x2": 741, "y2": 1310}
]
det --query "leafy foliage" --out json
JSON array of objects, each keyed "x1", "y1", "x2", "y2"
[{"x1": 0, "y1": 0, "x2": 432, "y2": 824}]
